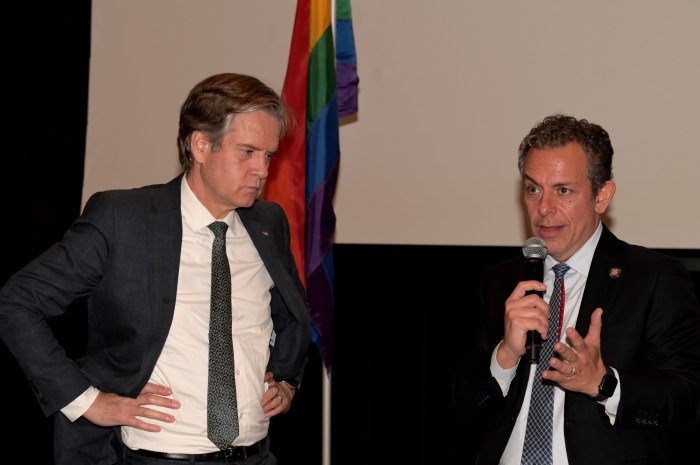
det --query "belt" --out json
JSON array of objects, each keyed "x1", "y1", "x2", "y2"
[{"x1": 129, "y1": 440, "x2": 262, "y2": 463}]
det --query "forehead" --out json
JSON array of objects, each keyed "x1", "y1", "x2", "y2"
[
  {"x1": 524, "y1": 142, "x2": 589, "y2": 183},
  {"x1": 224, "y1": 110, "x2": 281, "y2": 147},
  {"x1": 229, "y1": 110, "x2": 279, "y2": 131}
]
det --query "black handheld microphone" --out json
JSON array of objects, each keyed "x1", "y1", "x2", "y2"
[{"x1": 522, "y1": 237, "x2": 547, "y2": 364}]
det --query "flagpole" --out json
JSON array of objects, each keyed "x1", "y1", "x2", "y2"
[
  {"x1": 323, "y1": 5, "x2": 335, "y2": 462},
  {"x1": 322, "y1": 365, "x2": 331, "y2": 465}
]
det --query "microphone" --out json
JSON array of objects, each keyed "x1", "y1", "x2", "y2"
[{"x1": 522, "y1": 237, "x2": 547, "y2": 364}]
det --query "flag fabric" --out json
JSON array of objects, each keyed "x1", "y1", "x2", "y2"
[
  {"x1": 265, "y1": 0, "x2": 358, "y2": 373},
  {"x1": 335, "y1": 0, "x2": 359, "y2": 117}
]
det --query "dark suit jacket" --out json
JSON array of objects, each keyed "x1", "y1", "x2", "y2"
[
  {"x1": 452, "y1": 225, "x2": 700, "y2": 465},
  {"x1": 0, "y1": 175, "x2": 311, "y2": 465}
]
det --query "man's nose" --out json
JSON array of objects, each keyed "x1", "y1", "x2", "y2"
[
  {"x1": 253, "y1": 153, "x2": 269, "y2": 179},
  {"x1": 538, "y1": 191, "x2": 556, "y2": 216}
]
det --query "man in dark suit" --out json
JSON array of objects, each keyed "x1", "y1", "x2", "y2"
[
  {"x1": 452, "y1": 114, "x2": 700, "y2": 464},
  {"x1": 0, "y1": 73, "x2": 310, "y2": 465}
]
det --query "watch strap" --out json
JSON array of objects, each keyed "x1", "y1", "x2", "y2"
[{"x1": 590, "y1": 365, "x2": 617, "y2": 401}]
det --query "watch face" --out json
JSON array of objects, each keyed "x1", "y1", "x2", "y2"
[
  {"x1": 283, "y1": 379, "x2": 299, "y2": 388},
  {"x1": 599, "y1": 370, "x2": 618, "y2": 397}
]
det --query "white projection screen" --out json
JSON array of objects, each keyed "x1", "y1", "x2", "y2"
[{"x1": 84, "y1": 1, "x2": 700, "y2": 248}]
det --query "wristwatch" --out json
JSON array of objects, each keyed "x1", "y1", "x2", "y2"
[
  {"x1": 590, "y1": 366, "x2": 617, "y2": 401},
  {"x1": 281, "y1": 379, "x2": 300, "y2": 393}
]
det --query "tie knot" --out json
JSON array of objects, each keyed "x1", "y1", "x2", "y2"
[
  {"x1": 553, "y1": 263, "x2": 570, "y2": 278},
  {"x1": 208, "y1": 221, "x2": 228, "y2": 238}
]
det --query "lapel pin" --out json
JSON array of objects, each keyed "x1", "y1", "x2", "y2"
[
  {"x1": 262, "y1": 231, "x2": 270, "y2": 237},
  {"x1": 609, "y1": 267, "x2": 622, "y2": 278}
]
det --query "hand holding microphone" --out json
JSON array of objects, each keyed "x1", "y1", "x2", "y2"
[{"x1": 522, "y1": 237, "x2": 547, "y2": 364}]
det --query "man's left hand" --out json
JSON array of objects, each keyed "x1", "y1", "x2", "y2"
[
  {"x1": 542, "y1": 307, "x2": 608, "y2": 396},
  {"x1": 261, "y1": 371, "x2": 295, "y2": 417}
]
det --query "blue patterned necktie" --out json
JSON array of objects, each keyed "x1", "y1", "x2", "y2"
[
  {"x1": 206, "y1": 221, "x2": 239, "y2": 450},
  {"x1": 521, "y1": 263, "x2": 570, "y2": 465}
]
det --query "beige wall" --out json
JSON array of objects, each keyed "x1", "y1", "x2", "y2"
[{"x1": 84, "y1": 0, "x2": 700, "y2": 248}]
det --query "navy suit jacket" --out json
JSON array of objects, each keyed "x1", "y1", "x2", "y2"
[
  {"x1": 452, "y1": 225, "x2": 700, "y2": 465},
  {"x1": 0, "y1": 175, "x2": 311, "y2": 465}
]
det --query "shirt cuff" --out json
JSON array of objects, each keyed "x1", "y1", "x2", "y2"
[
  {"x1": 601, "y1": 366, "x2": 621, "y2": 424},
  {"x1": 490, "y1": 341, "x2": 519, "y2": 396},
  {"x1": 60, "y1": 386, "x2": 100, "y2": 422}
]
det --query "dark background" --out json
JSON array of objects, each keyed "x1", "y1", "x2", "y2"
[{"x1": 8, "y1": 2, "x2": 699, "y2": 464}]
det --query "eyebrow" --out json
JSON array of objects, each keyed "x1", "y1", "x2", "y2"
[
  {"x1": 523, "y1": 175, "x2": 574, "y2": 189},
  {"x1": 523, "y1": 174, "x2": 539, "y2": 185},
  {"x1": 236, "y1": 143, "x2": 278, "y2": 155}
]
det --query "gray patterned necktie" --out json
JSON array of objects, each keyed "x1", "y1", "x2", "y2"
[
  {"x1": 206, "y1": 221, "x2": 239, "y2": 450},
  {"x1": 521, "y1": 263, "x2": 570, "y2": 465}
]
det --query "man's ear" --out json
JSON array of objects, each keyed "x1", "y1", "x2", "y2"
[
  {"x1": 595, "y1": 180, "x2": 616, "y2": 214},
  {"x1": 191, "y1": 131, "x2": 210, "y2": 163}
]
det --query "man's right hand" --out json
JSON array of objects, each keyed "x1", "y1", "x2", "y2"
[
  {"x1": 82, "y1": 382, "x2": 180, "y2": 432},
  {"x1": 497, "y1": 280, "x2": 548, "y2": 369}
]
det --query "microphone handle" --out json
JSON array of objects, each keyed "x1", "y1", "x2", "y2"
[{"x1": 524, "y1": 257, "x2": 544, "y2": 364}]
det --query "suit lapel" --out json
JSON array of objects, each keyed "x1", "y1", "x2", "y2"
[
  {"x1": 147, "y1": 176, "x2": 183, "y2": 325},
  {"x1": 238, "y1": 211, "x2": 286, "y2": 283},
  {"x1": 238, "y1": 207, "x2": 300, "y2": 308},
  {"x1": 576, "y1": 225, "x2": 627, "y2": 335}
]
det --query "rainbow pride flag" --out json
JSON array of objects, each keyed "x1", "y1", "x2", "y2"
[{"x1": 265, "y1": 0, "x2": 358, "y2": 372}]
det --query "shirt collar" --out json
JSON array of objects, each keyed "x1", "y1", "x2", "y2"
[{"x1": 180, "y1": 175, "x2": 234, "y2": 232}]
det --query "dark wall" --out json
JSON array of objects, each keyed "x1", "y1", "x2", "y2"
[
  {"x1": 6, "y1": 2, "x2": 92, "y2": 464},
  {"x1": 331, "y1": 244, "x2": 505, "y2": 464}
]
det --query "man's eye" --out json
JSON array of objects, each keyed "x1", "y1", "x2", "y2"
[{"x1": 558, "y1": 187, "x2": 571, "y2": 195}]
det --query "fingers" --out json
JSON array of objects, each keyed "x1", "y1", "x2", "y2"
[
  {"x1": 140, "y1": 382, "x2": 174, "y2": 397},
  {"x1": 262, "y1": 379, "x2": 290, "y2": 417},
  {"x1": 507, "y1": 280, "x2": 546, "y2": 301},
  {"x1": 542, "y1": 308, "x2": 606, "y2": 396},
  {"x1": 83, "y1": 385, "x2": 180, "y2": 431},
  {"x1": 499, "y1": 281, "x2": 550, "y2": 367},
  {"x1": 137, "y1": 390, "x2": 180, "y2": 410},
  {"x1": 545, "y1": 355, "x2": 575, "y2": 378},
  {"x1": 135, "y1": 389, "x2": 180, "y2": 426},
  {"x1": 586, "y1": 308, "x2": 604, "y2": 346}
]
